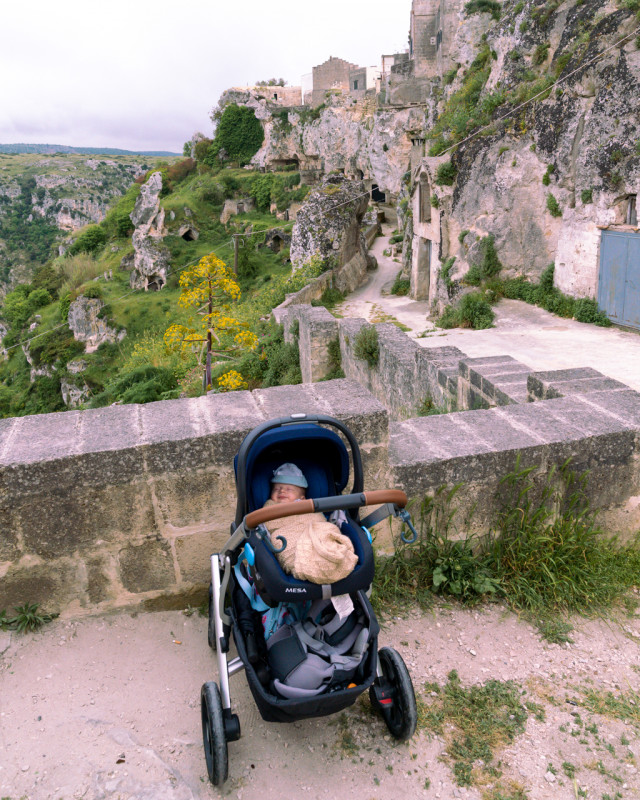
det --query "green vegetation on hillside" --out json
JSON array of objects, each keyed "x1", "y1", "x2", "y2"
[{"x1": 0, "y1": 145, "x2": 335, "y2": 417}]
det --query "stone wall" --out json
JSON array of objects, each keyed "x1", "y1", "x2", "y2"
[
  {"x1": 3, "y1": 330, "x2": 640, "y2": 618},
  {"x1": 0, "y1": 382, "x2": 389, "y2": 617},
  {"x1": 280, "y1": 304, "x2": 640, "y2": 538}
]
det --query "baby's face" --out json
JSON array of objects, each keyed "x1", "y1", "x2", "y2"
[{"x1": 270, "y1": 482, "x2": 306, "y2": 504}]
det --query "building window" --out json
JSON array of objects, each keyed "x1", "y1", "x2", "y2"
[
  {"x1": 273, "y1": 93, "x2": 278, "y2": 101},
  {"x1": 353, "y1": 80, "x2": 359, "y2": 90},
  {"x1": 627, "y1": 195, "x2": 637, "y2": 226}
]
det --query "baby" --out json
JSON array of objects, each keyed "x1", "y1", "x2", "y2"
[
  {"x1": 270, "y1": 463, "x2": 307, "y2": 505},
  {"x1": 264, "y1": 463, "x2": 357, "y2": 584}
]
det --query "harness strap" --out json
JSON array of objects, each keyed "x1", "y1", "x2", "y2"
[
  {"x1": 360, "y1": 502, "x2": 396, "y2": 530},
  {"x1": 233, "y1": 559, "x2": 270, "y2": 613}
]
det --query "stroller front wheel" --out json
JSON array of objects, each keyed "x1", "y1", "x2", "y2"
[
  {"x1": 371, "y1": 646, "x2": 417, "y2": 741},
  {"x1": 201, "y1": 681, "x2": 228, "y2": 785}
]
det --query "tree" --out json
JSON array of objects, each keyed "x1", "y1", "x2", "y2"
[
  {"x1": 205, "y1": 104, "x2": 264, "y2": 165},
  {"x1": 164, "y1": 254, "x2": 258, "y2": 391}
]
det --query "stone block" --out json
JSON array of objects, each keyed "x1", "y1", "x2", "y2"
[
  {"x1": 575, "y1": 389, "x2": 640, "y2": 427},
  {"x1": 0, "y1": 558, "x2": 83, "y2": 612},
  {"x1": 528, "y1": 368, "x2": 629, "y2": 402},
  {"x1": 13, "y1": 482, "x2": 157, "y2": 559},
  {"x1": 118, "y1": 538, "x2": 174, "y2": 594},
  {"x1": 175, "y1": 529, "x2": 225, "y2": 583},
  {"x1": 86, "y1": 553, "x2": 118, "y2": 605},
  {"x1": 152, "y1": 469, "x2": 236, "y2": 529}
]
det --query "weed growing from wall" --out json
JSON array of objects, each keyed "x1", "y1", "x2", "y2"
[
  {"x1": 353, "y1": 325, "x2": 379, "y2": 368},
  {"x1": 546, "y1": 193, "x2": 562, "y2": 217}
]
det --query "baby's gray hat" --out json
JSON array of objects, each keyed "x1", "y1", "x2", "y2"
[{"x1": 271, "y1": 463, "x2": 308, "y2": 488}]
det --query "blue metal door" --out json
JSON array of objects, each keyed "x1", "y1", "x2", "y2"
[{"x1": 598, "y1": 230, "x2": 640, "y2": 330}]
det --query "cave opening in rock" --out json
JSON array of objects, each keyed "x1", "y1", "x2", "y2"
[
  {"x1": 371, "y1": 184, "x2": 386, "y2": 203},
  {"x1": 181, "y1": 228, "x2": 197, "y2": 241}
]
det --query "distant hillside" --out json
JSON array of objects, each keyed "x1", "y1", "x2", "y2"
[{"x1": 0, "y1": 143, "x2": 179, "y2": 157}]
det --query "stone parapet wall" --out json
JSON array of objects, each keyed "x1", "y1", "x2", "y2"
[
  {"x1": 391, "y1": 389, "x2": 640, "y2": 539},
  {"x1": 0, "y1": 381, "x2": 389, "y2": 617},
  {"x1": 4, "y1": 312, "x2": 640, "y2": 619}
]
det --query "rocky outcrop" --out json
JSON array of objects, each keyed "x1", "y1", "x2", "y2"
[
  {"x1": 60, "y1": 378, "x2": 91, "y2": 408},
  {"x1": 129, "y1": 172, "x2": 171, "y2": 291},
  {"x1": 398, "y1": 0, "x2": 640, "y2": 308},
  {"x1": 221, "y1": 88, "x2": 424, "y2": 198},
  {"x1": 290, "y1": 174, "x2": 376, "y2": 293},
  {"x1": 67, "y1": 296, "x2": 126, "y2": 352}
]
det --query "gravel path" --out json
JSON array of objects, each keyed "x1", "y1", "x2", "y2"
[{"x1": 1, "y1": 602, "x2": 638, "y2": 800}]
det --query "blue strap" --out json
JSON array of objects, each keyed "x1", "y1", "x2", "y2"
[{"x1": 233, "y1": 558, "x2": 270, "y2": 613}]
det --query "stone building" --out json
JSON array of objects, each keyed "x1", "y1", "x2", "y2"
[
  {"x1": 311, "y1": 56, "x2": 358, "y2": 106},
  {"x1": 253, "y1": 85, "x2": 302, "y2": 106}
]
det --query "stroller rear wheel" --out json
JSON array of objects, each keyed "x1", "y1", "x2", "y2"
[
  {"x1": 201, "y1": 681, "x2": 228, "y2": 785},
  {"x1": 371, "y1": 646, "x2": 417, "y2": 741}
]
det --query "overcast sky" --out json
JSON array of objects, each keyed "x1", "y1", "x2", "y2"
[{"x1": 0, "y1": 0, "x2": 410, "y2": 153}]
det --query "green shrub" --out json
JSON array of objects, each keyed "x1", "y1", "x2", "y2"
[
  {"x1": 464, "y1": 234, "x2": 502, "y2": 286},
  {"x1": 391, "y1": 273, "x2": 411, "y2": 296},
  {"x1": 459, "y1": 292, "x2": 495, "y2": 328},
  {"x1": 90, "y1": 366, "x2": 179, "y2": 407},
  {"x1": 101, "y1": 184, "x2": 141, "y2": 239},
  {"x1": 464, "y1": 0, "x2": 501, "y2": 20},
  {"x1": 435, "y1": 161, "x2": 457, "y2": 186},
  {"x1": 581, "y1": 188, "x2": 593, "y2": 204},
  {"x1": 542, "y1": 164, "x2": 554, "y2": 186},
  {"x1": 320, "y1": 338, "x2": 345, "y2": 381},
  {"x1": 353, "y1": 326, "x2": 379, "y2": 368},
  {"x1": 81, "y1": 284, "x2": 103, "y2": 300},
  {"x1": 574, "y1": 298, "x2": 612, "y2": 326},
  {"x1": 546, "y1": 193, "x2": 562, "y2": 217},
  {"x1": 443, "y1": 65, "x2": 460, "y2": 85},
  {"x1": 532, "y1": 42, "x2": 550, "y2": 65},
  {"x1": 441, "y1": 257, "x2": 456, "y2": 288},
  {"x1": 437, "y1": 292, "x2": 495, "y2": 330},
  {"x1": 311, "y1": 286, "x2": 345, "y2": 309},
  {"x1": 204, "y1": 104, "x2": 264, "y2": 165},
  {"x1": 59, "y1": 292, "x2": 72, "y2": 322},
  {"x1": 236, "y1": 322, "x2": 301, "y2": 388},
  {"x1": 458, "y1": 229, "x2": 470, "y2": 244},
  {"x1": 68, "y1": 225, "x2": 107, "y2": 256},
  {"x1": 29, "y1": 327, "x2": 85, "y2": 367},
  {"x1": 431, "y1": 194, "x2": 440, "y2": 209}
]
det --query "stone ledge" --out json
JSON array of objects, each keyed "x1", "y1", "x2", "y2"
[{"x1": 528, "y1": 368, "x2": 629, "y2": 401}]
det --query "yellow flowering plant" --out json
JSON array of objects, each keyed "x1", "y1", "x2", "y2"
[{"x1": 164, "y1": 253, "x2": 257, "y2": 389}]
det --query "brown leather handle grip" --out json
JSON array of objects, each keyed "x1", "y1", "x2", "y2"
[
  {"x1": 244, "y1": 489, "x2": 407, "y2": 529},
  {"x1": 245, "y1": 499, "x2": 316, "y2": 529}
]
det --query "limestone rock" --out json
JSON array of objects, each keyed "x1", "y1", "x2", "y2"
[
  {"x1": 290, "y1": 174, "x2": 371, "y2": 293},
  {"x1": 129, "y1": 172, "x2": 171, "y2": 291},
  {"x1": 61, "y1": 378, "x2": 91, "y2": 408},
  {"x1": 67, "y1": 296, "x2": 126, "y2": 352}
]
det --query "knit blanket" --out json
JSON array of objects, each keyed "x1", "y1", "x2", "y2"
[{"x1": 263, "y1": 500, "x2": 358, "y2": 584}]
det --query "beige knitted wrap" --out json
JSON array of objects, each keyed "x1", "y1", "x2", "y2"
[{"x1": 264, "y1": 500, "x2": 358, "y2": 584}]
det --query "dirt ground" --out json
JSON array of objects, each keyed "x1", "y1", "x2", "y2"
[{"x1": 1, "y1": 599, "x2": 639, "y2": 800}]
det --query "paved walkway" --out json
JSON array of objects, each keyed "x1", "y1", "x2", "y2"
[{"x1": 339, "y1": 224, "x2": 640, "y2": 392}]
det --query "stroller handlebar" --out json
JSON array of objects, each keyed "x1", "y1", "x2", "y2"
[{"x1": 244, "y1": 489, "x2": 408, "y2": 529}]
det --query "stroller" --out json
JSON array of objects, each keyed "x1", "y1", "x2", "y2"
[{"x1": 201, "y1": 413, "x2": 419, "y2": 785}]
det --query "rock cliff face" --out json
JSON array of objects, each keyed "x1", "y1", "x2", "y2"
[
  {"x1": 417, "y1": 0, "x2": 640, "y2": 306},
  {"x1": 225, "y1": 89, "x2": 423, "y2": 197},
  {"x1": 220, "y1": 0, "x2": 639, "y2": 312},
  {"x1": 290, "y1": 174, "x2": 375, "y2": 292},
  {"x1": 128, "y1": 172, "x2": 171, "y2": 291},
  {"x1": 67, "y1": 296, "x2": 126, "y2": 352}
]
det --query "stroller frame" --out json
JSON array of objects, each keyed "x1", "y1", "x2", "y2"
[{"x1": 201, "y1": 413, "x2": 419, "y2": 785}]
